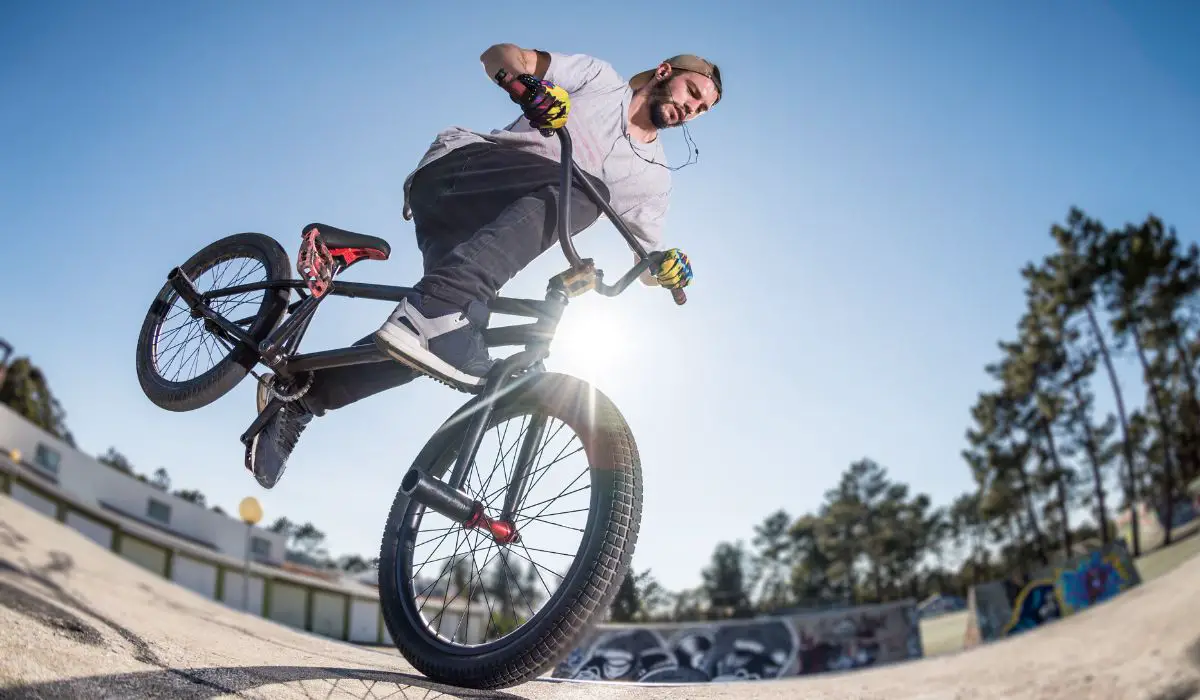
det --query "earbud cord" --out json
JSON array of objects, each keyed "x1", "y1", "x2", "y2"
[{"x1": 620, "y1": 80, "x2": 700, "y2": 171}]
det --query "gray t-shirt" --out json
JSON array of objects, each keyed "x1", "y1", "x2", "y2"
[{"x1": 401, "y1": 52, "x2": 672, "y2": 255}]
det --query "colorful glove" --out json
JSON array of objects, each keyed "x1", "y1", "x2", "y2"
[
  {"x1": 655, "y1": 249, "x2": 692, "y2": 289},
  {"x1": 512, "y1": 74, "x2": 570, "y2": 131}
]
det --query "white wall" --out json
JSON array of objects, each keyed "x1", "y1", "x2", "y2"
[
  {"x1": 10, "y1": 482, "x2": 55, "y2": 517},
  {"x1": 269, "y1": 581, "x2": 308, "y2": 629},
  {"x1": 65, "y1": 510, "x2": 115, "y2": 549},
  {"x1": 172, "y1": 554, "x2": 219, "y2": 599},
  {"x1": 312, "y1": 591, "x2": 345, "y2": 638},
  {"x1": 349, "y1": 599, "x2": 380, "y2": 643},
  {"x1": 221, "y1": 571, "x2": 265, "y2": 615},
  {"x1": 0, "y1": 404, "x2": 287, "y2": 564}
]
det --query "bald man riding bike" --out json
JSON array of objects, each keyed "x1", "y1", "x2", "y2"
[{"x1": 246, "y1": 44, "x2": 723, "y2": 489}]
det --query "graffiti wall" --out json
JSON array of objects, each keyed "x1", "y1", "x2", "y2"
[
  {"x1": 552, "y1": 600, "x2": 922, "y2": 683},
  {"x1": 963, "y1": 541, "x2": 1141, "y2": 647}
]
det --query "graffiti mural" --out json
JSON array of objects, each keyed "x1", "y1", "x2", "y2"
[
  {"x1": 553, "y1": 600, "x2": 922, "y2": 683},
  {"x1": 1000, "y1": 579, "x2": 1060, "y2": 636},
  {"x1": 963, "y1": 541, "x2": 1142, "y2": 647},
  {"x1": 1054, "y1": 547, "x2": 1136, "y2": 615}
]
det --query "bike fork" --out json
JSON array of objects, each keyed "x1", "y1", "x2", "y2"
[
  {"x1": 400, "y1": 352, "x2": 548, "y2": 546},
  {"x1": 500, "y1": 412, "x2": 547, "y2": 524}
]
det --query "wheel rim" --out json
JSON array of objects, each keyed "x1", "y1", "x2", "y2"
[
  {"x1": 149, "y1": 253, "x2": 270, "y2": 384},
  {"x1": 395, "y1": 408, "x2": 596, "y2": 653}
]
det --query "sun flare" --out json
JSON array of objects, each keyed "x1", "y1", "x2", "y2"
[{"x1": 547, "y1": 300, "x2": 632, "y2": 383}]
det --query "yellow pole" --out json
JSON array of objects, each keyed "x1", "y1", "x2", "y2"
[{"x1": 238, "y1": 497, "x2": 263, "y2": 612}]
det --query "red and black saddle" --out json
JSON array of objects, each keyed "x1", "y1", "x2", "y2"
[{"x1": 297, "y1": 223, "x2": 391, "y2": 297}]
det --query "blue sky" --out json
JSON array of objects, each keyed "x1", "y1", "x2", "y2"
[{"x1": 2, "y1": 1, "x2": 1198, "y2": 594}]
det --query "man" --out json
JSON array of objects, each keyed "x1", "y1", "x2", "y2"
[{"x1": 246, "y1": 44, "x2": 722, "y2": 489}]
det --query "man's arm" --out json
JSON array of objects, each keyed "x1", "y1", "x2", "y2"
[
  {"x1": 481, "y1": 45, "x2": 620, "y2": 96},
  {"x1": 480, "y1": 44, "x2": 550, "y2": 83},
  {"x1": 619, "y1": 191, "x2": 670, "y2": 286}
]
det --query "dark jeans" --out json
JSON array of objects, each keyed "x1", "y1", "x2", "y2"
[{"x1": 299, "y1": 142, "x2": 607, "y2": 416}]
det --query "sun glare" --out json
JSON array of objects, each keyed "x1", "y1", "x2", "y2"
[{"x1": 547, "y1": 299, "x2": 632, "y2": 383}]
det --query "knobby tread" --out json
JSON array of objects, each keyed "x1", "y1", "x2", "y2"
[{"x1": 376, "y1": 372, "x2": 643, "y2": 689}]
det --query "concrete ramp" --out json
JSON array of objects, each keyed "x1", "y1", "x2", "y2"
[{"x1": 2, "y1": 494, "x2": 1200, "y2": 699}]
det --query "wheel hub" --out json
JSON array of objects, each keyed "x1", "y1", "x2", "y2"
[{"x1": 464, "y1": 504, "x2": 520, "y2": 545}]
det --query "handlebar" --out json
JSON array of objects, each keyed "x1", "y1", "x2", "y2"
[{"x1": 500, "y1": 74, "x2": 686, "y2": 306}]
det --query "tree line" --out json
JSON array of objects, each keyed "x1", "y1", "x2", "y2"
[{"x1": 608, "y1": 207, "x2": 1200, "y2": 624}]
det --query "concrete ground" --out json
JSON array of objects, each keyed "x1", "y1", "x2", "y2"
[{"x1": 2, "y1": 494, "x2": 1200, "y2": 700}]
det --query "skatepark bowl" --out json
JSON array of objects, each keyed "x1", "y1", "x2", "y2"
[{"x1": 2, "y1": 487, "x2": 1200, "y2": 699}]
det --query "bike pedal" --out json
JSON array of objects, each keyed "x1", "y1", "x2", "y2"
[{"x1": 240, "y1": 399, "x2": 284, "y2": 446}]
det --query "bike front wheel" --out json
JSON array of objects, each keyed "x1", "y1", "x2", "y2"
[{"x1": 377, "y1": 372, "x2": 642, "y2": 689}]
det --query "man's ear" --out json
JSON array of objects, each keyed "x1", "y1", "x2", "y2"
[{"x1": 655, "y1": 61, "x2": 673, "y2": 82}]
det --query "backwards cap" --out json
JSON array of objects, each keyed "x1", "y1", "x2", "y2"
[{"x1": 630, "y1": 54, "x2": 723, "y2": 105}]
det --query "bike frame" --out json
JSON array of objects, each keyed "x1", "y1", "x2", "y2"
[{"x1": 165, "y1": 124, "x2": 681, "y2": 542}]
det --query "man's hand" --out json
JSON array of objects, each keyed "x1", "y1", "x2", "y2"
[
  {"x1": 512, "y1": 74, "x2": 570, "y2": 132},
  {"x1": 655, "y1": 248, "x2": 693, "y2": 289}
]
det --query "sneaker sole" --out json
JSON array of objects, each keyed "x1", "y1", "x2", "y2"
[
  {"x1": 244, "y1": 436, "x2": 282, "y2": 489},
  {"x1": 374, "y1": 323, "x2": 485, "y2": 393},
  {"x1": 256, "y1": 374, "x2": 272, "y2": 414}
]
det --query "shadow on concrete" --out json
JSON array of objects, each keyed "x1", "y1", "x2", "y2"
[
  {"x1": 0, "y1": 521, "x2": 535, "y2": 698},
  {"x1": 1148, "y1": 678, "x2": 1200, "y2": 700},
  {"x1": 1147, "y1": 635, "x2": 1200, "y2": 700},
  {"x1": 0, "y1": 665, "x2": 531, "y2": 699},
  {"x1": 0, "y1": 546, "x2": 162, "y2": 666}
]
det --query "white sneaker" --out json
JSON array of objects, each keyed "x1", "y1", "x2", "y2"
[{"x1": 373, "y1": 294, "x2": 494, "y2": 391}]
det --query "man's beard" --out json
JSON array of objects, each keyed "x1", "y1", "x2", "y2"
[{"x1": 648, "y1": 80, "x2": 683, "y2": 130}]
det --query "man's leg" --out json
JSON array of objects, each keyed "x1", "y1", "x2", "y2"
[
  {"x1": 262, "y1": 144, "x2": 502, "y2": 421},
  {"x1": 293, "y1": 144, "x2": 592, "y2": 412},
  {"x1": 245, "y1": 143, "x2": 602, "y2": 488},
  {"x1": 374, "y1": 145, "x2": 606, "y2": 389}
]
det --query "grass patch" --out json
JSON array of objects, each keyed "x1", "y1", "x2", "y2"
[
  {"x1": 1135, "y1": 526, "x2": 1200, "y2": 583},
  {"x1": 918, "y1": 610, "x2": 969, "y2": 657}
]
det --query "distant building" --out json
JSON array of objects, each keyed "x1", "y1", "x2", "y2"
[
  {"x1": 0, "y1": 400, "x2": 490, "y2": 645},
  {"x1": 0, "y1": 401, "x2": 287, "y2": 565}
]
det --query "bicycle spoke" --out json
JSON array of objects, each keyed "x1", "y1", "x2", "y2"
[
  {"x1": 151, "y1": 255, "x2": 268, "y2": 384},
  {"x1": 517, "y1": 479, "x2": 590, "y2": 518},
  {"x1": 399, "y1": 394, "x2": 598, "y2": 650},
  {"x1": 411, "y1": 525, "x2": 461, "y2": 577},
  {"x1": 516, "y1": 515, "x2": 585, "y2": 534},
  {"x1": 505, "y1": 546, "x2": 566, "y2": 581},
  {"x1": 515, "y1": 539, "x2": 556, "y2": 602},
  {"x1": 507, "y1": 431, "x2": 583, "y2": 513},
  {"x1": 496, "y1": 547, "x2": 537, "y2": 620},
  {"x1": 479, "y1": 421, "x2": 571, "y2": 506},
  {"x1": 414, "y1": 527, "x2": 466, "y2": 600},
  {"x1": 477, "y1": 415, "x2": 566, "y2": 504}
]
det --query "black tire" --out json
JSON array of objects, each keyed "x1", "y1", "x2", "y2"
[
  {"x1": 377, "y1": 372, "x2": 642, "y2": 689},
  {"x1": 135, "y1": 232, "x2": 292, "y2": 412}
]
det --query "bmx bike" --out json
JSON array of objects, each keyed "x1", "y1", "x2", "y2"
[{"x1": 132, "y1": 79, "x2": 686, "y2": 690}]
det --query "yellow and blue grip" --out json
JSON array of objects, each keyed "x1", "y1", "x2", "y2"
[
  {"x1": 519, "y1": 75, "x2": 570, "y2": 130},
  {"x1": 656, "y1": 249, "x2": 692, "y2": 289}
]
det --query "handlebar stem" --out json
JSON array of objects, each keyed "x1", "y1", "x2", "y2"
[{"x1": 556, "y1": 130, "x2": 584, "y2": 270}]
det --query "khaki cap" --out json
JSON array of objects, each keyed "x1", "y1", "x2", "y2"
[{"x1": 630, "y1": 54, "x2": 723, "y2": 105}]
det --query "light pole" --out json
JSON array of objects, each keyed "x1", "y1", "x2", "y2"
[{"x1": 238, "y1": 496, "x2": 263, "y2": 612}]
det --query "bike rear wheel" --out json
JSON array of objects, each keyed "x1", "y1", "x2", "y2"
[
  {"x1": 135, "y1": 232, "x2": 291, "y2": 412},
  {"x1": 377, "y1": 372, "x2": 642, "y2": 689}
]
